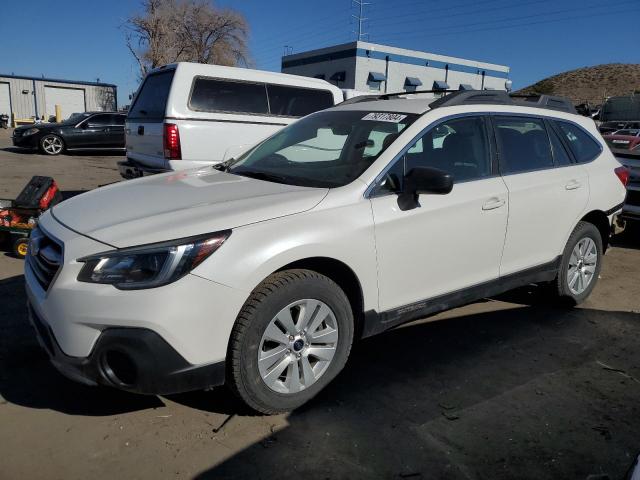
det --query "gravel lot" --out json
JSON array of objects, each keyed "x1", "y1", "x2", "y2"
[{"x1": 1, "y1": 129, "x2": 639, "y2": 480}]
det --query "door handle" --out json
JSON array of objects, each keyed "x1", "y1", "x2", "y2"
[
  {"x1": 482, "y1": 198, "x2": 505, "y2": 210},
  {"x1": 138, "y1": 126, "x2": 144, "y2": 135},
  {"x1": 565, "y1": 180, "x2": 582, "y2": 190}
]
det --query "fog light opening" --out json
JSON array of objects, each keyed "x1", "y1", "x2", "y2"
[{"x1": 101, "y1": 350, "x2": 138, "y2": 387}]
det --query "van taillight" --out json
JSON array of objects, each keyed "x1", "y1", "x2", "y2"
[
  {"x1": 614, "y1": 166, "x2": 629, "y2": 186},
  {"x1": 163, "y1": 123, "x2": 181, "y2": 160}
]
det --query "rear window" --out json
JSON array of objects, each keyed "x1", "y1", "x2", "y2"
[
  {"x1": 267, "y1": 85, "x2": 334, "y2": 117},
  {"x1": 128, "y1": 70, "x2": 175, "y2": 120},
  {"x1": 190, "y1": 78, "x2": 269, "y2": 114},
  {"x1": 555, "y1": 121, "x2": 602, "y2": 163}
]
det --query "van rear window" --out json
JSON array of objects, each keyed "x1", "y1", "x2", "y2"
[
  {"x1": 128, "y1": 70, "x2": 175, "y2": 121},
  {"x1": 190, "y1": 78, "x2": 269, "y2": 115}
]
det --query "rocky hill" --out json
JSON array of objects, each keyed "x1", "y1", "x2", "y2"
[{"x1": 516, "y1": 64, "x2": 640, "y2": 106}]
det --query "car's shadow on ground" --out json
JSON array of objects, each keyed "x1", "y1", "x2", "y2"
[
  {"x1": 2, "y1": 272, "x2": 640, "y2": 479},
  {"x1": 1, "y1": 146, "x2": 124, "y2": 157}
]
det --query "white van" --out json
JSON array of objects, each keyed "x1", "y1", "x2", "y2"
[{"x1": 119, "y1": 63, "x2": 344, "y2": 178}]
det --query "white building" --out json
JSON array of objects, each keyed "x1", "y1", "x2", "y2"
[
  {"x1": 0, "y1": 73, "x2": 117, "y2": 123},
  {"x1": 281, "y1": 41, "x2": 511, "y2": 94}
]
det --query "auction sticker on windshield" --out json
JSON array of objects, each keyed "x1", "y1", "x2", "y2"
[{"x1": 362, "y1": 112, "x2": 407, "y2": 123}]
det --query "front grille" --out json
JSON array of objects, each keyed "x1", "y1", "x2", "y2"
[
  {"x1": 26, "y1": 226, "x2": 62, "y2": 291},
  {"x1": 626, "y1": 189, "x2": 640, "y2": 207}
]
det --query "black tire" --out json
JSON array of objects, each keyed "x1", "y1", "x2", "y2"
[
  {"x1": 39, "y1": 134, "x2": 65, "y2": 155},
  {"x1": 552, "y1": 221, "x2": 603, "y2": 305},
  {"x1": 13, "y1": 237, "x2": 29, "y2": 258},
  {"x1": 228, "y1": 269, "x2": 354, "y2": 414}
]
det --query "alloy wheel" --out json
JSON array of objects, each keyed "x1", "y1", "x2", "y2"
[
  {"x1": 567, "y1": 237, "x2": 598, "y2": 295},
  {"x1": 42, "y1": 136, "x2": 63, "y2": 154},
  {"x1": 258, "y1": 299, "x2": 339, "y2": 394}
]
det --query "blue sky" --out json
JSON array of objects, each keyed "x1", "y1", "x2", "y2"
[{"x1": 1, "y1": 0, "x2": 638, "y2": 107}]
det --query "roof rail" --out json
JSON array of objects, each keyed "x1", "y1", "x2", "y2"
[
  {"x1": 340, "y1": 89, "x2": 577, "y2": 114},
  {"x1": 339, "y1": 89, "x2": 459, "y2": 105},
  {"x1": 429, "y1": 90, "x2": 577, "y2": 113}
]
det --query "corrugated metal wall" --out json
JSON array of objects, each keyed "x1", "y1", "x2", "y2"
[{"x1": 0, "y1": 76, "x2": 117, "y2": 120}]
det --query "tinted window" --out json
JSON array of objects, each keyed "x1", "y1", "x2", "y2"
[
  {"x1": 190, "y1": 78, "x2": 268, "y2": 114},
  {"x1": 128, "y1": 70, "x2": 174, "y2": 120},
  {"x1": 494, "y1": 116, "x2": 553, "y2": 174},
  {"x1": 267, "y1": 85, "x2": 334, "y2": 117},
  {"x1": 548, "y1": 125, "x2": 572, "y2": 166},
  {"x1": 555, "y1": 121, "x2": 601, "y2": 163},
  {"x1": 404, "y1": 116, "x2": 491, "y2": 183},
  {"x1": 87, "y1": 114, "x2": 111, "y2": 126},
  {"x1": 111, "y1": 114, "x2": 126, "y2": 126}
]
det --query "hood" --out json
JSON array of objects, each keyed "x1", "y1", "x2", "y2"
[{"x1": 52, "y1": 168, "x2": 328, "y2": 247}]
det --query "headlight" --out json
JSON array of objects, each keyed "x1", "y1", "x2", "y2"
[
  {"x1": 77, "y1": 230, "x2": 230, "y2": 289},
  {"x1": 23, "y1": 128, "x2": 40, "y2": 136}
]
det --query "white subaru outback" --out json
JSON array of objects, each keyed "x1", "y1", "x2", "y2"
[{"x1": 25, "y1": 90, "x2": 628, "y2": 413}]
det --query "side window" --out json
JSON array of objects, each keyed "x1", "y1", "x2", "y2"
[
  {"x1": 110, "y1": 114, "x2": 125, "y2": 126},
  {"x1": 267, "y1": 85, "x2": 334, "y2": 117},
  {"x1": 555, "y1": 121, "x2": 601, "y2": 163},
  {"x1": 189, "y1": 78, "x2": 269, "y2": 114},
  {"x1": 548, "y1": 124, "x2": 572, "y2": 166},
  {"x1": 494, "y1": 116, "x2": 553, "y2": 174},
  {"x1": 87, "y1": 114, "x2": 110, "y2": 126},
  {"x1": 405, "y1": 116, "x2": 491, "y2": 183}
]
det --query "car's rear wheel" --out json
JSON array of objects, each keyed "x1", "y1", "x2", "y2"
[
  {"x1": 228, "y1": 269, "x2": 354, "y2": 414},
  {"x1": 552, "y1": 221, "x2": 603, "y2": 305},
  {"x1": 39, "y1": 134, "x2": 64, "y2": 155}
]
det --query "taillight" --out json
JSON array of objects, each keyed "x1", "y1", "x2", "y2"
[
  {"x1": 614, "y1": 166, "x2": 629, "y2": 186},
  {"x1": 163, "y1": 123, "x2": 181, "y2": 160}
]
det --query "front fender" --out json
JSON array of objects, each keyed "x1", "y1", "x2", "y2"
[{"x1": 191, "y1": 200, "x2": 379, "y2": 313}]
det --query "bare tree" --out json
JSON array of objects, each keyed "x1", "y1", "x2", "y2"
[{"x1": 124, "y1": 0, "x2": 250, "y2": 79}]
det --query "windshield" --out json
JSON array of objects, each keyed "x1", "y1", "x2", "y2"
[
  {"x1": 63, "y1": 112, "x2": 90, "y2": 124},
  {"x1": 227, "y1": 110, "x2": 418, "y2": 188}
]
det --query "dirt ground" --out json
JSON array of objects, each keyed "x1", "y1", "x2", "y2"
[{"x1": 1, "y1": 129, "x2": 639, "y2": 480}]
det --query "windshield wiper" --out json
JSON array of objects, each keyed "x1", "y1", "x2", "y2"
[
  {"x1": 233, "y1": 169, "x2": 288, "y2": 184},
  {"x1": 212, "y1": 159, "x2": 233, "y2": 172}
]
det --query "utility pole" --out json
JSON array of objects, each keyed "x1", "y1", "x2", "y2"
[{"x1": 351, "y1": 0, "x2": 370, "y2": 41}]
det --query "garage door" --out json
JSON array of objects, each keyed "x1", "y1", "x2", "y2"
[
  {"x1": 0, "y1": 83, "x2": 10, "y2": 117},
  {"x1": 44, "y1": 86, "x2": 85, "y2": 119}
]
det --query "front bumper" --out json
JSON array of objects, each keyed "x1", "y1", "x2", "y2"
[
  {"x1": 25, "y1": 213, "x2": 249, "y2": 393},
  {"x1": 28, "y1": 303, "x2": 226, "y2": 394},
  {"x1": 12, "y1": 133, "x2": 38, "y2": 149}
]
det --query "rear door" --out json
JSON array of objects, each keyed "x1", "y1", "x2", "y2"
[
  {"x1": 126, "y1": 69, "x2": 175, "y2": 169},
  {"x1": 495, "y1": 115, "x2": 589, "y2": 276}
]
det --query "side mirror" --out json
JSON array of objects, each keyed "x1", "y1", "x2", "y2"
[
  {"x1": 79, "y1": 122, "x2": 88, "y2": 129},
  {"x1": 398, "y1": 166, "x2": 453, "y2": 211}
]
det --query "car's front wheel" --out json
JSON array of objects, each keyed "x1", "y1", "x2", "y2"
[
  {"x1": 553, "y1": 221, "x2": 603, "y2": 305},
  {"x1": 39, "y1": 134, "x2": 65, "y2": 155},
  {"x1": 228, "y1": 269, "x2": 354, "y2": 414}
]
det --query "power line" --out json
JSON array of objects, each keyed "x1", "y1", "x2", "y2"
[
  {"x1": 374, "y1": 5, "x2": 640, "y2": 43},
  {"x1": 373, "y1": 0, "x2": 637, "y2": 36}
]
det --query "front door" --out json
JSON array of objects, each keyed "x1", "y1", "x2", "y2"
[{"x1": 370, "y1": 115, "x2": 509, "y2": 312}]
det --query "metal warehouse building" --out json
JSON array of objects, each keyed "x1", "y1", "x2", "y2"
[
  {"x1": 282, "y1": 41, "x2": 511, "y2": 94},
  {"x1": 0, "y1": 74, "x2": 117, "y2": 125}
]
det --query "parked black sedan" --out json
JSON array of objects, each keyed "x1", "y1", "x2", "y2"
[{"x1": 12, "y1": 112, "x2": 126, "y2": 155}]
